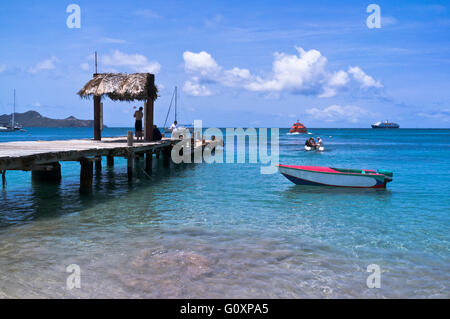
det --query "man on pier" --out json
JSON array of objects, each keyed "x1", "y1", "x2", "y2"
[{"x1": 134, "y1": 107, "x2": 144, "y2": 141}]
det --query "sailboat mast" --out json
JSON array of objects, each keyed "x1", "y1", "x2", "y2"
[
  {"x1": 175, "y1": 86, "x2": 177, "y2": 122},
  {"x1": 12, "y1": 89, "x2": 15, "y2": 128}
]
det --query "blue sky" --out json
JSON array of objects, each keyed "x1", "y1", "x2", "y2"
[{"x1": 0, "y1": 0, "x2": 449, "y2": 128}]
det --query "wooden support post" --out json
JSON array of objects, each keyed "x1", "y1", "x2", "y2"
[
  {"x1": 1, "y1": 170, "x2": 5, "y2": 187},
  {"x1": 94, "y1": 95, "x2": 102, "y2": 141},
  {"x1": 127, "y1": 131, "x2": 134, "y2": 146},
  {"x1": 145, "y1": 151, "x2": 153, "y2": 173},
  {"x1": 156, "y1": 150, "x2": 160, "y2": 159},
  {"x1": 162, "y1": 147, "x2": 171, "y2": 166},
  {"x1": 144, "y1": 75, "x2": 155, "y2": 142},
  {"x1": 31, "y1": 162, "x2": 62, "y2": 183},
  {"x1": 95, "y1": 156, "x2": 102, "y2": 172},
  {"x1": 80, "y1": 158, "x2": 93, "y2": 190},
  {"x1": 135, "y1": 154, "x2": 141, "y2": 167},
  {"x1": 107, "y1": 155, "x2": 114, "y2": 167},
  {"x1": 127, "y1": 151, "x2": 135, "y2": 181}
]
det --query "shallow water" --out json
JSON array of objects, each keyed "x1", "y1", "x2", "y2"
[{"x1": 0, "y1": 128, "x2": 449, "y2": 298}]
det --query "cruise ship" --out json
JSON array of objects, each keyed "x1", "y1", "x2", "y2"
[{"x1": 371, "y1": 121, "x2": 400, "y2": 129}]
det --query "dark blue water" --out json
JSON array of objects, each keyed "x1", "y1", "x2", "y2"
[{"x1": 0, "y1": 128, "x2": 448, "y2": 298}]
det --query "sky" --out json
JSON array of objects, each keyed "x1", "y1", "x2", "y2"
[{"x1": 0, "y1": 0, "x2": 449, "y2": 128}]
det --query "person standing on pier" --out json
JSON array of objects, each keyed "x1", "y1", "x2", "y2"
[
  {"x1": 170, "y1": 120, "x2": 178, "y2": 132},
  {"x1": 134, "y1": 106, "x2": 144, "y2": 141}
]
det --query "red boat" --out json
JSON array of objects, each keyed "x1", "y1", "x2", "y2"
[{"x1": 289, "y1": 120, "x2": 307, "y2": 133}]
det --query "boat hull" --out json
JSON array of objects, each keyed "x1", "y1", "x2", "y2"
[
  {"x1": 278, "y1": 165, "x2": 390, "y2": 188},
  {"x1": 371, "y1": 125, "x2": 399, "y2": 129}
]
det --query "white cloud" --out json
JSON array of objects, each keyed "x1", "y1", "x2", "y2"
[
  {"x1": 328, "y1": 70, "x2": 350, "y2": 87},
  {"x1": 417, "y1": 109, "x2": 450, "y2": 122},
  {"x1": 183, "y1": 80, "x2": 212, "y2": 96},
  {"x1": 182, "y1": 47, "x2": 382, "y2": 97},
  {"x1": 348, "y1": 66, "x2": 382, "y2": 88},
  {"x1": 306, "y1": 105, "x2": 374, "y2": 123},
  {"x1": 28, "y1": 56, "x2": 59, "y2": 74},
  {"x1": 183, "y1": 51, "x2": 221, "y2": 77},
  {"x1": 101, "y1": 50, "x2": 161, "y2": 74},
  {"x1": 0, "y1": 64, "x2": 5, "y2": 73},
  {"x1": 80, "y1": 63, "x2": 90, "y2": 71},
  {"x1": 205, "y1": 14, "x2": 224, "y2": 27},
  {"x1": 245, "y1": 47, "x2": 328, "y2": 94}
]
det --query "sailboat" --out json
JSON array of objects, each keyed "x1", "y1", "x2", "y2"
[
  {"x1": 0, "y1": 89, "x2": 24, "y2": 132},
  {"x1": 163, "y1": 86, "x2": 193, "y2": 135}
]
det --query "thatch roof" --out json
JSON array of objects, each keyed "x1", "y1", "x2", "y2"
[{"x1": 77, "y1": 73, "x2": 158, "y2": 101}]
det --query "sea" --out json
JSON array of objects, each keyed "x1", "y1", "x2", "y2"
[{"x1": 0, "y1": 127, "x2": 449, "y2": 298}]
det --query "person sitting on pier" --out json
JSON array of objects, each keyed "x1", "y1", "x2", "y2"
[
  {"x1": 152, "y1": 125, "x2": 162, "y2": 141},
  {"x1": 134, "y1": 107, "x2": 144, "y2": 141}
]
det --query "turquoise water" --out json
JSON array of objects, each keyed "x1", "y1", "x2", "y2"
[{"x1": 0, "y1": 128, "x2": 449, "y2": 298}]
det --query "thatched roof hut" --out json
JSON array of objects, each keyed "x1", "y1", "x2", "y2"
[{"x1": 78, "y1": 73, "x2": 158, "y2": 101}]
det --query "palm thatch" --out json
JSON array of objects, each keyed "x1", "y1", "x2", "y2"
[{"x1": 77, "y1": 73, "x2": 158, "y2": 101}]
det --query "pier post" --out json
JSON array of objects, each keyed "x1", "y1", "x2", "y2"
[
  {"x1": 1, "y1": 170, "x2": 5, "y2": 187},
  {"x1": 144, "y1": 74, "x2": 155, "y2": 142},
  {"x1": 127, "y1": 131, "x2": 134, "y2": 146},
  {"x1": 94, "y1": 95, "x2": 102, "y2": 141},
  {"x1": 127, "y1": 151, "x2": 135, "y2": 181},
  {"x1": 162, "y1": 147, "x2": 171, "y2": 166},
  {"x1": 31, "y1": 162, "x2": 62, "y2": 183},
  {"x1": 107, "y1": 155, "x2": 114, "y2": 167},
  {"x1": 80, "y1": 158, "x2": 93, "y2": 191},
  {"x1": 95, "y1": 156, "x2": 102, "y2": 172},
  {"x1": 145, "y1": 151, "x2": 153, "y2": 173}
]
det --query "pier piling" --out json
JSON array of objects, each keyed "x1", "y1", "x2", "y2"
[
  {"x1": 145, "y1": 151, "x2": 153, "y2": 173},
  {"x1": 31, "y1": 162, "x2": 62, "y2": 183},
  {"x1": 80, "y1": 158, "x2": 93, "y2": 191},
  {"x1": 127, "y1": 151, "x2": 135, "y2": 181},
  {"x1": 107, "y1": 155, "x2": 114, "y2": 167},
  {"x1": 95, "y1": 156, "x2": 102, "y2": 172}
]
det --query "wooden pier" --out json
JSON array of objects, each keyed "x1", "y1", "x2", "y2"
[
  {"x1": 0, "y1": 69, "x2": 215, "y2": 190},
  {"x1": 0, "y1": 136, "x2": 209, "y2": 190}
]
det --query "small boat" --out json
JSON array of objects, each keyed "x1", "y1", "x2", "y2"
[
  {"x1": 163, "y1": 86, "x2": 193, "y2": 135},
  {"x1": 1, "y1": 89, "x2": 25, "y2": 132},
  {"x1": 289, "y1": 120, "x2": 307, "y2": 134},
  {"x1": 305, "y1": 145, "x2": 324, "y2": 152},
  {"x1": 278, "y1": 165, "x2": 393, "y2": 188},
  {"x1": 0, "y1": 125, "x2": 14, "y2": 132},
  {"x1": 371, "y1": 120, "x2": 400, "y2": 129}
]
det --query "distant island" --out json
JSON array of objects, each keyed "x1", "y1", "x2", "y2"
[{"x1": 0, "y1": 110, "x2": 106, "y2": 128}]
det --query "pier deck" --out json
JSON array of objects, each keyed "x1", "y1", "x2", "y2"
[
  {"x1": 0, "y1": 137, "x2": 177, "y2": 171},
  {"x1": 0, "y1": 136, "x2": 210, "y2": 189}
]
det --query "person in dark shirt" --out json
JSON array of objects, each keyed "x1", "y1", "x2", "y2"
[{"x1": 152, "y1": 125, "x2": 162, "y2": 141}]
